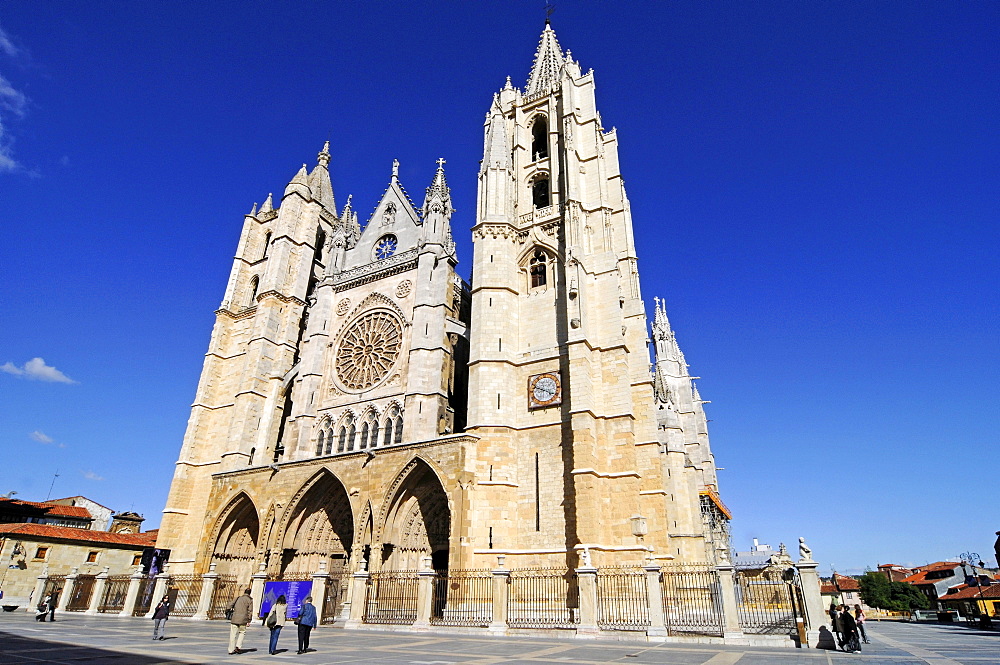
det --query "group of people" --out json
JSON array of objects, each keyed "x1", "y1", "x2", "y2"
[
  {"x1": 33, "y1": 590, "x2": 59, "y2": 622},
  {"x1": 226, "y1": 588, "x2": 317, "y2": 656},
  {"x1": 830, "y1": 603, "x2": 870, "y2": 653}
]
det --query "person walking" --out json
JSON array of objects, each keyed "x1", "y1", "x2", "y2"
[
  {"x1": 36, "y1": 594, "x2": 50, "y2": 622},
  {"x1": 152, "y1": 594, "x2": 171, "y2": 640},
  {"x1": 227, "y1": 588, "x2": 254, "y2": 655},
  {"x1": 854, "y1": 604, "x2": 870, "y2": 644},
  {"x1": 829, "y1": 602, "x2": 843, "y2": 649},
  {"x1": 840, "y1": 604, "x2": 861, "y2": 653},
  {"x1": 295, "y1": 596, "x2": 317, "y2": 654},
  {"x1": 47, "y1": 589, "x2": 59, "y2": 622},
  {"x1": 265, "y1": 594, "x2": 287, "y2": 655}
]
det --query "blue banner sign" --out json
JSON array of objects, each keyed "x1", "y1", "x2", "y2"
[{"x1": 260, "y1": 580, "x2": 313, "y2": 619}]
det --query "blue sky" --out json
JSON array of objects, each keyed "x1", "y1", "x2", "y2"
[{"x1": 1, "y1": 2, "x2": 997, "y2": 573}]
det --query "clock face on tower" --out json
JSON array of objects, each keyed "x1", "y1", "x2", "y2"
[{"x1": 528, "y1": 371, "x2": 562, "y2": 409}]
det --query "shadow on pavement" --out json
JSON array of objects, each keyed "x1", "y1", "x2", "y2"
[{"x1": 0, "y1": 630, "x2": 193, "y2": 664}]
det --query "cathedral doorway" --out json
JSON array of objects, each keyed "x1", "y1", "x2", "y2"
[
  {"x1": 210, "y1": 494, "x2": 259, "y2": 583},
  {"x1": 279, "y1": 472, "x2": 354, "y2": 575},
  {"x1": 379, "y1": 459, "x2": 450, "y2": 571}
]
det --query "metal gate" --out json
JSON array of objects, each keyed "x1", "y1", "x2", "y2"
[
  {"x1": 430, "y1": 569, "x2": 493, "y2": 627},
  {"x1": 363, "y1": 571, "x2": 419, "y2": 625},
  {"x1": 597, "y1": 567, "x2": 650, "y2": 631},
  {"x1": 40, "y1": 575, "x2": 65, "y2": 609},
  {"x1": 168, "y1": 575, "x2": 204, "y2": 617},
  {"x1": 735, "y1": 569, "x2": 803, "y2": 635},
  {"x1": 507, "y1": 568, "x2": 580, "y2": 629},
  {"x1": 209, "y1": 575, "x2": 241, "y2": 619},
  {"x1": 660, "y1": 565, "x2": 724, "y2": 636},
  {"x1": 66, "y1": 575, "x2": 97, "y2": 611},
  {"x1": 98, "y1": 575, "x2": 131, "y2": 613},
  {"x1": 133, "y1": 577, "x2": 156, "y2": 616},
  {"x1": 321, "y1": 572, "x2": 347, "y2": 624}
]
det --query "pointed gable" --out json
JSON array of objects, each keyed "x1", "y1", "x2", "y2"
[{"x1": 343, "y1": 162, "x2": 421, "y2": 270}]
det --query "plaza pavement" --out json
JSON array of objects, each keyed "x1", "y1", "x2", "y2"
[{"x1": 0, "y1": 612, "x2": 997, "y2": 665}]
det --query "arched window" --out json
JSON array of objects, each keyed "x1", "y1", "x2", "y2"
[
  {"x1": 324, "y1": 426, "x2": 333, "y2": 455},
  {"x1": 316, "y1": 430, "x2": 325, "y2": 456},
  {"x1": 247, "y1": 276, "x2": 259, "y2": 307},
  {"x1": 248, "y1": 448, "x2": 255, "y2": 466},
  {"x1": 393, "y1": 413, "x2": 404, "y2": 445},
  {"x1": 529, "y1": 250, "x2": 548, "y2": 288},
  {"x1": 261, "y1": 232, "x2": 271, "y2": 260},
  {"x1": 337, "y1": 423, "x2": 348, "y2": 453},
  {"x1": 347, "y1": 419, "x2": 357, "y2": 451},
  {"x1": 531, "y1": 116, "x2": 548, "y2": 160},
  {"x1": 360, "y1": 422, "x2": 369, "y2": 450},
  {"x1": 359, "y1": 411, "x2": 379, "y2": 449},
  {"x1": 383, "y1": 405, "x2": 403, "y2": 446},
  {"x1": 532, "y1": 176, "x2": 550, "y2": 209}
]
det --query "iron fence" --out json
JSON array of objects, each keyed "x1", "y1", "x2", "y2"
[
  {"x1": 507, "y1": 568, "x2": 580, "y2": 629},
  {"x1": 363, "y1": 570, "x2": 419, "y2": 625},
  {"x1": 208, "y1": 575, "x2": 242, "y2": 620},
  {"x1": 66, "y1": 575, "x2": 97, "y2": 611},
  {"x1": 430, "y1": 569, "x2": 493, "y2": 627},
  {"x1": 660, "y1": 565, "x2": 724, "y2": 637},
  {"x1": 133, "y1": 577, "x2": 156, "y2": 616},
  {"x1": 98, "y1": 575, "x2": 131, "y2": 613},
  {"x1": 321, "y1": 572, "x2": 347, "y2": 625},
  {"x1": 735, "y1": 570, "x2": 801, "y2": 635},
  {"x1": 40, "y1": 575, "x2": 66, "y2": 609},
  {"x1": 168, "y1": 575, "x2": 204, "y2": 617},
  {"x1": 596, "y1": 567, "x2": 650, "y2": 631}
]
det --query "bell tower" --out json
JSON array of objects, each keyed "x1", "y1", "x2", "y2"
[{"x1": 466, "y1": 23, "x2": 725, "y2": 566}]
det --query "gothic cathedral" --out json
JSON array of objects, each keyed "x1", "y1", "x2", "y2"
[{"x1": 157, "y1": 23, "x2": 730, "y2": 582}]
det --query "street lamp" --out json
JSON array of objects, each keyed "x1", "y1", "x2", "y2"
[{"x1": 959, "y1": 551, "x2": 992, "y2": 628}]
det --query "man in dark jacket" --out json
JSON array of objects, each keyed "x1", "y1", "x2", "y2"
[
  {"x1": 152, "y1": 594, "x2": 170, "y2": 640},
  {"x1": 47, "y1": 589, "x2": 59, "y2": 622},
  {"x1": 840, "y1": 604, "x2": 861, "y2": 653},
  {"x1": 227, "y1": 589, "x2": 254, "y2": 655},
  {"x1": 296, "y1": 596, "x2": 318, "y2": 654}
]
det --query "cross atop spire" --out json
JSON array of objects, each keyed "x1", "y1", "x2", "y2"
[
  {"x1": 526, "y1": 22, "x2": 564, "y2": 95},
  {"x1": 436, "y1": 157, "x2": 446, "y2": 170}
]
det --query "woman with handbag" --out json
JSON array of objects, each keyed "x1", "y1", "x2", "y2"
[
  {"x1": 296, "y1": 596, "x2": 317, "y2": 654},
  {"x1": 266, "y1": 595, "x2": 287, "y2": 655}
]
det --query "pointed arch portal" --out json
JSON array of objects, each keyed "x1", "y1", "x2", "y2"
[
  {"x1": 211, "y1": 494, "x2": 260, "y2": 583},
  {"x1": 379, "y1": 460, "x2": 451, "y2": 571},
  {"x1": 280, "y1": 472, "x2": 354, "y2": 575}
]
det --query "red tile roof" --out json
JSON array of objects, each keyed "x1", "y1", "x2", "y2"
[
  {"x1": 0, "y1": 523, "x2": 155, "y2": 547},
  {"x1": 940, "y1": 584, "x2": 1000, "y2": 601},
  {"x1": 0, "y1": 498, "x2": 92, "y2": 520},
  {"x1": 820, "y1": 582, "x2": 837, "y2": 594},
  {"x1": 901, "y1": 564, "x2": 961, "y2": 585},
  {"x1": 834, "y1": 574, "x2": 860, "y2": 591}
]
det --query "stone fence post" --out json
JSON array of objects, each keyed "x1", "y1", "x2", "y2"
[
  {"x1": 795, "y1": 551, "x2": 825, "y2": 647},
  {"x1": 575, "y1": 563, "x2": 599, "y2": 637},
  {"x1": 488, "y1": 555, "x2": 510, "y2": 635},
  {"x1": 193, "y1": 563, "x2": 219, "y2": 621},
  {"x1": 118, "y1": 566, "x2": 144, "y2": 617},
  {"x1": 29, "y1": 572, "x2": 47, "y2": 614},
  {"x1": 311, "y1": 561, "x2": 330, "y2": 625},
  {"x1": 85, "y1": 567, "x2": 110, "y2": 615},
  {"x1": 413, "y1": 556, "x2": 434, "y2": 631},
  {"x1": 250, "y1": 564, "x2": 267, "y2": 620},
  {"x1": 644, "y1": 563, "x2": 667, "y2": 638},
  {"x1": 145, "y1": 568, "x2": 170, "y2": 618},
  {"x1": 56, "y1": 567, "x2": 77, "y2": 612},
  {"x1": 344, "y1": 568, "x2": 369, "y2": 629},
  {"x1": 715, "y1": 562, "x2": 745, "y2": 639}
]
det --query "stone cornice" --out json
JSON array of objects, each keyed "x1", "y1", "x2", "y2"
[{"x1": 334, "y1": 248, "x2": 418, "y2": 292}]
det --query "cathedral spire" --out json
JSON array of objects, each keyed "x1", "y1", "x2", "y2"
[
  {"x1": 308, "y1": 141, "x2": 336, "y2": 212},
  {"x1": 422, "y1": 159, "x2": 454, "y2": 249},
  {"x1": 284, "y1": 164, "x2": 312, "y2": 200},
  {"x1": 526, "y1": 22, "x2": 564, "y2": 95},
  {"x1": 482, "y1": 98, "x2": 512, "y2": 174},
  {"x1": 259, "y1": 192, "x2": 274, "y2": 214}
]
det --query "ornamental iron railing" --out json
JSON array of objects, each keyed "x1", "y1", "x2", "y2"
[
  {"x1": 320, "y1": 571, "x2": 348, "y2": 625},
  {"x1": 363, "y1": 570, "x2": 419, "y2": 625},
  {"x1": 97, "y1": 575, "x2": 131, "y2": 613},
  {"x1": 735, "y1": 569, "x2": 802, "y2": 635},
  {"x1": 168, "y1": 575, "x2": 204, "y2": 617},
  {"x1": 596, "y1": 567, "x2": 650, "y2": 630},
  {"x1": 208, "y1": 575, "x2": 242, "y2": 620},
  {"x1": 66, "y1": 575, "x2": 97, "y2": 611},
  {"x1": 133, "y1": 577, "x2": 156, "y2": 616},
  {"x1": 430, "y1": 569, "x2": 493, "y2": 627},
  {"x1": 507, "y1": 568, "x2": 580, "y2": 629},
  {"x1": 660, "y1": 565, "x2": 724, "y2": 637}
]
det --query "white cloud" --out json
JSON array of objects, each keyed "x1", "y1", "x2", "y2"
[
  {"x1": 1, "y1": 358, "x2": 76, "y2": 383},
  {"x1": 0, "y1": 24, "x2": 18, "y2": 57},
  {"x1": 0, "y1": 23, "x2": 28, "y2": 173},
  {"x1": 82, "y1": 470, "x2": 104, "y2": 481},
  {"x1": 29, "y1": 430, "x2": 54, "y2": 444}
]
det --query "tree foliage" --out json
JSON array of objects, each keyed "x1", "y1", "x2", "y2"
[{"x1": 858, "y1": 571, "x2": 930, "y2": 611}]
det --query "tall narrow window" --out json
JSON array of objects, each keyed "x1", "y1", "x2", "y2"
[
  {"x1": 324, "y1": 426, "x2": 333, "y2": 455},
  {"x1": 529, "y1": 250, "x2": 547, "y2": 288},
  {"x1": 383, "y1": 406, "x2": 399, "y2": 446},
  {"x1": 347, "y1": 420, "x2": 356, "y2": 451},
  {"x1": 261, "y1": 232, "x2": 271, "y2": 260},
  {"x1": 531, "y1": 116, "x2": 548, "y2": 160},
  {"x1": 316, "y1": 430, "x2": 325, "y2": 456},
  {"x1": 247, "y1": 276, "x2": 259, "y2": 307},
  {"x1": 360, "y1": 422, "x2": 369, "y2": 449},
  {"x1": 532, "y1": 176, "x2": 550, "y2": 208},
  {"x1": 393, "y1": 413, "x2": 404, "y2": 445},
  {"x1": 338, "y1": 425, "x2": 347, "y2": 453}
]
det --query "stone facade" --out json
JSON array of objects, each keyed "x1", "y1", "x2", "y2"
[{"x1": 156, "y1": 23, "x2": 729, "y2": 582}]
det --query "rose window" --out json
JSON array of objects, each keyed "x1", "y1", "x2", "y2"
[
  {"x1": 335, "y1": 311, "x2": 402, "y2": 390},
  {"x1": 374, "y1": 235, "x2": 398, "y2": 261}
]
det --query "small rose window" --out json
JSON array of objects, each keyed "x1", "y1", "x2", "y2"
[{"x1": 374, "y1": 235, "x2": 398, "y2": 260}]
